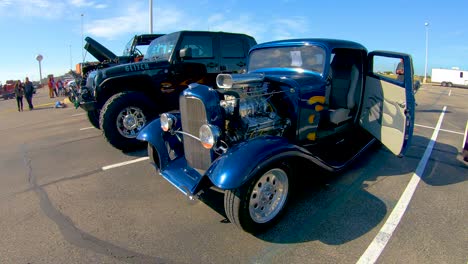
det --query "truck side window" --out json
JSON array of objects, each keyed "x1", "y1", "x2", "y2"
[
  {"x1": 180, "y1": 36, "x2": 213, "y2": 58},
  {"x1": 221, "y1": 36, "x2": 245, "y2": 58},
  {"x1": 461, "y1": 72, "x2": 463, "y2": 78}
]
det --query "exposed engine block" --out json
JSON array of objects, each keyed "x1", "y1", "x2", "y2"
[{"x1": 216, "y1": 74, "x2": 290, "y2": 143}]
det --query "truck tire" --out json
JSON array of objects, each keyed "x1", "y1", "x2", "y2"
[
  {"x1": 100, "y1": 91, "x2": 157, "y2": 152},
  {"x1": 86, "y1": 110, "x2": 100, "y2": 129}
]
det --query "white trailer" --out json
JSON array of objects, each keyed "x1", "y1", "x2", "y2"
[{"x1": 431, "y1": 68, "x2": 468, "y2": 87}]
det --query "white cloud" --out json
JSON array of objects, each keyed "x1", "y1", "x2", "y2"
[
  {"x1": 0, "y1": 0, "x2": 13, "y2": 7},
  {"x1": 85, "y1": 6, "x2": 147, "y2": 39},
  {"x1": 85, "y1": 5, "x2": 186, "y2": 40},
  {"x1": 0, "y1": 0, "x2": 66, "y2": 18},
  {"x1": 270, "y1": 17, "x2": 309, "y2": 40},
  {"x1": 207, "y1": 14, "x2": 224, "y2": 24},
  {"x1": 69, "y1": 0, "x2": 98, "y2": 7}
]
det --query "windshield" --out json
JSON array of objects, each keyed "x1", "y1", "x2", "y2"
[
  {"x1": 248, "y1": 45, "x2": 326, "y2": 75},
  {"x1": 144, "y1": 32, "x2": 180, "y2": 61}
]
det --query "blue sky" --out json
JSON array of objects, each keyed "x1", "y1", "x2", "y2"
[{"x1": 0, "y1": 0, "x2": 467, "y2": 84}]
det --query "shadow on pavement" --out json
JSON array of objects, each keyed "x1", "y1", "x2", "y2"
[{"x1": 196, "y1": 134, "x2": 466, "y2": 245}]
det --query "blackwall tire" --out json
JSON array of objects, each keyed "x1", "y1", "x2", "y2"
[
  {"x1": 87, "y1": 110, "x2": 100, "y2": 129},
  {"x1": 100, "y1": 91, "x2": 157, "y2": 152},
  {"x1": 224, "y1": 162, "x2": 291, "y2": 234},
  {"x1": 147, "y1": 143, "x2": 160, "y2": 171}
]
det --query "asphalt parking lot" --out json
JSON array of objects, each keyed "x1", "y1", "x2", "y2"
[{"x1": 0, "y1": 85, "x2": 466, "y2": 264}]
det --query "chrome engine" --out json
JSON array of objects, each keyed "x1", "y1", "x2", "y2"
[{"x1": 216, "y1": 74, "x2": 290, "y2": 143}]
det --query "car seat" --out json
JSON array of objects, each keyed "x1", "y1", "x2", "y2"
[{"x1": 326, "y1": 54, "x2": 359, "y2": 125}]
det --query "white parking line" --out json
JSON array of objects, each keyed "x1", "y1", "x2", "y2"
[
  {"x1": 357, "y1": 106, "x2": 447, "y2": 264},
  {"x1": 71, "y1": 113, "x2": 86, "y2": 117},
  {"x1": 79, "y1": 127, "x2": 95, "y2": 131},
  {"x1": 102, "y1": 157, "x2": 149, "y2": 171},
  {"x1": 448, "y1": 89, "x2": 452, "y2": 96},
  {"x1": 415, "y1": 123, "x2": 464, "y2": 135}
]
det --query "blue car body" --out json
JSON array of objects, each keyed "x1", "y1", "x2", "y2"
[{"x1": 137, "y1": 38, "x2": 415, "y2": 233}]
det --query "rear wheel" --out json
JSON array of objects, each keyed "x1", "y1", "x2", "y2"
[
  {"x1": 100, "y1": 91, "x2": 157, "y2": 152},
  {"x1": 224, "y1": 162, "x2": 291, "y2": 234}
]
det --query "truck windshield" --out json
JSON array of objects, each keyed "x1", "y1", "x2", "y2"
[
  {"x1": 248, "y1": 45, "x2": 326, "y2": 75},
  {"x1": 144, "y1": 32, "x2": 180, "y2": 61}
]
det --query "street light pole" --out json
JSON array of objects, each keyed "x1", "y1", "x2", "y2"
[
  {"x1": 69, "y1": 44, "x2": 72, "y2": 70},
  {"x1": 36, "y1": 54, "x2": 43, "y2": 86},
  {"x1": 149, "y1": 0, "x2": 153, "y2": 33},
  {"x1": 81, "y1": 13, "x2": 84, "y2": 63},
  {"x1": 423, "y1": 22, "x2": 429, "y2": 84}
]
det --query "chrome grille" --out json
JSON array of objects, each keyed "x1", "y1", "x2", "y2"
[{"x1": 180, "y1": 96, "x2": 211, "y2": 171}]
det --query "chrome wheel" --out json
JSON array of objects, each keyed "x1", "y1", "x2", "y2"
[
  {"x1": 248, "y1": 168, "x2": 289, "y2": 223},
  {"x1": 116, "y1": 106, "x2": 146, "y2": 138}
]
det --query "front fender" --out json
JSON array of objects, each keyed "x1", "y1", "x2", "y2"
[
  {"x1": 137, "y1": 115, "x2": 183, "y2": 169},
  {"x1": 207, "y1": 136, "x2": 308, "y2": 190},
  {"x1": 136, "y1": 118, "x2": 165, "y2": 146},
  {"x1": 137, "y1": 113, "x2": 182, "y2": 147}
]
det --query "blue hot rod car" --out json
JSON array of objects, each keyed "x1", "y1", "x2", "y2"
[{"x1": 137, "y1": 38, "x2": 416, "y2": 234}]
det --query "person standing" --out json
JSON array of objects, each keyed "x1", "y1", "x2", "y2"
[
  {"x1": 54, "y1": 79, "x2": 60, "y2": 97},
  {"x1": 48, "y1": 76, "x2": 55, "y2": 98},
  {"x1": 396, "y1": 58, "x2": 404, "y2": 82},
  {"x1": 56, "y1": 78, "x2": 64, "y2": 96},
  {"x1": 23, "y1": 77, "x2": 34, "y2": 110},
  {"x1": 14, "y1": 80, "x2": 24, "y2": 112}
]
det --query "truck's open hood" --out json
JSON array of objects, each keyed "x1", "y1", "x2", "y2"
[{"x1": 84, "y1": 36, "x2": 117, "y2": 62}]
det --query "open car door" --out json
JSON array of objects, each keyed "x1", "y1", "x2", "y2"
[{"x1": 359, "y1": 51, "x2": 415, "y2": 156}]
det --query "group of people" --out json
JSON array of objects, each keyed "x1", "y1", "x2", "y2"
[
  {"x1": 14, "y1": 77, "x2": 34, "y2": 111},
  {"x1": 47, "y1": 76, "x2": 64, "y2": 98}
]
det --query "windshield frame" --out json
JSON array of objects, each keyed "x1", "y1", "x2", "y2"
[{"x1": 122, "y1": 36, "x2": 135, "y2": 57}]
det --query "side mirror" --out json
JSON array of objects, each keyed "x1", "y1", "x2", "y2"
[{"x1": 180, "y1": 48, "x2": 192, "y2": 60}]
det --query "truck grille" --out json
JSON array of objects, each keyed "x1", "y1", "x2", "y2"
[{"x1": 180, "y1": 96, "x2": 211, "y2": 171}]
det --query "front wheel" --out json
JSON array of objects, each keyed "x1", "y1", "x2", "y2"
[
  {"x1": 224, "y1": 163, "x2": 291, "y2": 234},
  {"x1": 86, "y1": 110, "x2": 100, "y2": 129},
  {"x1": 100, "y1": 91, "x2": 157, "y2": 152}
]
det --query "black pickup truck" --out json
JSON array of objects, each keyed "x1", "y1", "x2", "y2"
[{"x1": 78, "y1": 30, "x2": 257, "y2": 152}]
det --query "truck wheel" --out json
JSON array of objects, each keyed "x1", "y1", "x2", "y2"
[
  {"x1": 100, "y1": 91, "x2": 157, "y2": 152},
  {"x1": 441, "y1": 82, "x2": 447, "y2": 87},
  {"x1": 448, "y1": 82, "x2": 453, "y2": 87},
  {"x1": 224, "y1": 163, "x2": 290, "y2": 234},
  {"x1": 86, "y1": 110, "x2": 100, "y2": 129}
]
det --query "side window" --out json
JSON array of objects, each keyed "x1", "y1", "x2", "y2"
[
  {"x1": 221, "y1": 36, "x2": 245, "y2": 58},
  {"x1": 460, "y1": 72, "x2": 463, "y2": 78},
  {"x1": 180, "y1": 35, "x2": 213, "y2": 58},
  {"x1": 372, "y1": 56, "x2": 405, "y2": 84}
]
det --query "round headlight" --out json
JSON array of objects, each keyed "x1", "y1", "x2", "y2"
[
  {"x1": 199, "y1": 124, "x2": 220, "y2": 149},
  {"x1": 160, "y1": 113, "x2": 175, "y2": 132}
]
